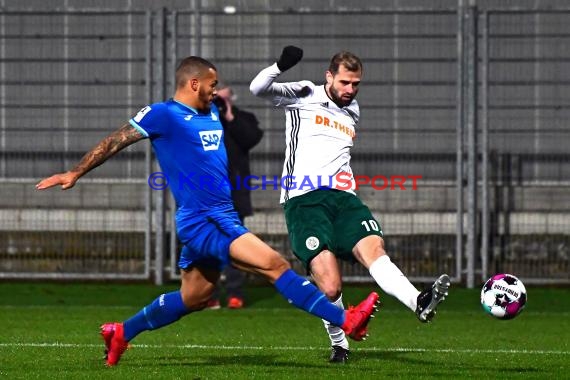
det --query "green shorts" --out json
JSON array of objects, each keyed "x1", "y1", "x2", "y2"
[{"x1": 283, "y1": 189, "x2": 383, "y2": 269}]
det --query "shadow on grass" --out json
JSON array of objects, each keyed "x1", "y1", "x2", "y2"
[
  {"x1": 90, "y1": 350, "x2": 544, "y2": 377},
  {"x1": 354, "y1": 350, "x2": 432, "y2": 365},
  {"x1": 356, "y1": 350, "x2": 543, "y2": 375},
  {"x1": 148, "y1": 353, "x2": 325, "y2": 369}
]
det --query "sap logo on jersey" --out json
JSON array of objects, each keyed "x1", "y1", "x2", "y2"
[{"x1": 199, "y1": 130, "x2": 223, "y2": 151}]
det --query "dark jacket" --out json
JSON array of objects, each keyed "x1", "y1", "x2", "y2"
[{"x1": 219, "y1": 103, "x2": 263, "y2": 219}]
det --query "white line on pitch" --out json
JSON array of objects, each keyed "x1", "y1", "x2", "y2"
[
  {"x1": 0, "y1": 342, "x2": 567, "y2": 355},
  {"x1": 0, "y1": 306, "x2": 568, "y2": 317}
]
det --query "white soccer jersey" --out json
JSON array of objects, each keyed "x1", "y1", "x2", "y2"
[{"x1": 250, "y1": 63, "x2": 359, "y2": 203}]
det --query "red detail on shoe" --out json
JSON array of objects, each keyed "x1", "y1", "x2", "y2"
[
  {"x1": 227, "y1": 297, "x2": 244, "y2": 309},
  {"x1": 341, "y1": 292, "x2": 380, "y2": 341},
  {"x1": 100, "y1": 322, "x2": 129, "y2": 366},
  {"x1": 100, "y1": 323, "x2": 115, "y2": 358},
  {"x1": 206, "y1": 299, "x2": 221, "y2": 310}
]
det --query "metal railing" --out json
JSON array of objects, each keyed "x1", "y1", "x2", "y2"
[{"x1": 0, "y1": 3, "x2": 568, "y2": 285}]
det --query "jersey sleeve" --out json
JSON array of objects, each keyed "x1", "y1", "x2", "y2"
[
  {"x1": 129, "y1": 102, "x2": 170, "y2": 139},
  {"x1": 250, "y1": 63, "x2": 315, "y2": 107}
]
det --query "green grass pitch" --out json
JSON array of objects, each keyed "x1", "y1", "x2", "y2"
[{"x1": 0, "y1": 282, "x2": 569, "y2": 379}]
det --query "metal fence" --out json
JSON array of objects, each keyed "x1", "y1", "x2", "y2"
[
  {"x1": 0, "y1": 10, "x2": 153, "y2": 279},
  {"x1": 0, "y1": 3, "x2": 568, "y2": 286},
  {"x1": 479, "y1": 9, "x2": 570, "y2": 285}
]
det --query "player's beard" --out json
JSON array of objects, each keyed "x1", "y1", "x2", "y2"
[
  {"x1": 199, "y1": 87, "x2": 212, "y2": 112},
  {"x1": 329, "y1": 85, "x2": 356, "y2": 107}
]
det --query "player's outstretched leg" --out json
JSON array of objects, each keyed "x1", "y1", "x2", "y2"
[
  {"x1": 274, "y1": 269, "x2": 380, "y2": 339},
  {"x1": 100, "y1": 290, "x2": 191, "y2": 366},
  {"x1": 341, "y1": 292, "x2": 381, "y2": 341},
  {"x1": 415, "y1": 274, "x2": 451, "y2": 323},
  {"x1": 100, "y1": 322, "x2": 129, "y2": 366},
  {"x1": 234, "y1": 236, "x2": 381, "y2": 343}
]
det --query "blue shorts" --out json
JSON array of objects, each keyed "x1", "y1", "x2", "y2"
[{"x1": 176, "y1": 208, "x2": 249, "y2": 271}]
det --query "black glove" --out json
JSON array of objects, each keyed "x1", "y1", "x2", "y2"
[{"x1": 276, "y1": 46, "x2": 303, "y2": 72}]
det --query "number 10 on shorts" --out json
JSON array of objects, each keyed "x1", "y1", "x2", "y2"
[{"x1": 361, "y1": 220, "x2": 380, "y2": 232}]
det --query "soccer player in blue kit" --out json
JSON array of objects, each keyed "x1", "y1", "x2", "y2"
[{"x1": 36, "y1": 56, "x2": 379, "y2": 367}]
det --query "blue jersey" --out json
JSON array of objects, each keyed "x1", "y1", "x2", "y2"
[
  {"x1": 129, "y1": 99, "x2": 233, "y2": 214},
  {"x1": 129, "y1": 98, "x2": 249, "y2": 270}
]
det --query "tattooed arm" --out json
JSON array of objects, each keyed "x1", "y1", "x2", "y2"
[{"x1": 36, "y1": 123, "x2": 145, "y2": 190}]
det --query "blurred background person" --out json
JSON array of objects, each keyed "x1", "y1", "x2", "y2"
[{"x1": 207, "y1": 84, "x2": 264, "y2": 309}]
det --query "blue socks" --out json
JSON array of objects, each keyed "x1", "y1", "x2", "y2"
[
  {"x1": 122, "y1": 271, "x2": 346, "y2": 341},
  {"x1": 123, "y1": 291, "x2": 190, "y2": 341},
  {"x1": 274, "y1": 269, "x2": 345, "y2": 327}
]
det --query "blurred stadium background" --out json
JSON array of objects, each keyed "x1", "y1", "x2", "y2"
[{"x1": 0, "y1": 0, "x2": 568, "y2": 287}]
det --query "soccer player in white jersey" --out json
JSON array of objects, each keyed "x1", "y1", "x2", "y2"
[{"x1": 250, "y1": 46, "x2": 451, "y2": 363}]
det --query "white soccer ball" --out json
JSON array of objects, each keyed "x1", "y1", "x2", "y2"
[{"x1": 480, "y1": 273, "x2": 527, "y2": 320}]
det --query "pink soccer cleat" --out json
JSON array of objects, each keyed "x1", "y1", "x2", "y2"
[
  {"x1": 341, "y1": 292, "x2": 380, "y2": 341},
  {"x1": 100, "y1": 322, "x2": 129, "y2": 366}
]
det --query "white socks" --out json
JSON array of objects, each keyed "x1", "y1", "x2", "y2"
[
  {"x1": 320, "y1": 255, "x2": 419, "y2": 349},
  {"x1": 322, "y1": 294, "x2": 349, "y2": 350},
  {"x1": 369, "y1": 255, "x2": 420, "y2": 312}
]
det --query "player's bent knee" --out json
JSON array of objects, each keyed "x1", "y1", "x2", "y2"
[
  {"x1": 269, "y1": 253, "x2": 290, "y2": 272},
  {"x1": 354, "y1": 235, "x2": 387, "y2": 267},
  {"x1": 264, "y1": 254, "x2": 291, "y2": 282},
  {"x1": 179, "y1": 283, "x2": 216, "y2": 310},
  {"x1": 180, "y1": 293, "x2": 212, "y2": 311},
  {"x1": 312, "y1": 275, "x2": 341, "y2": 300}
]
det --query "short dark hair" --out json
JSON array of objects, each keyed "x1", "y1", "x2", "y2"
[
  {"x1": 175, "y1": 56, "x2": 217, "y2": 88},
  {"x1": 328, "y1": 51, "x2": 362, "y2": 75}
]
